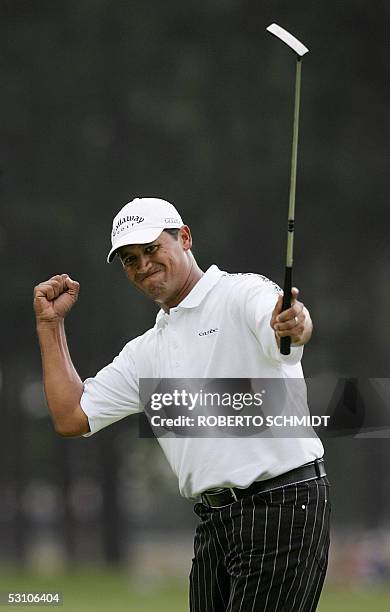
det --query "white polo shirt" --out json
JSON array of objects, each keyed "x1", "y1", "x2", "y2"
[{"x1": 81, "y1": 265, "x2": 323, "y2": 499}]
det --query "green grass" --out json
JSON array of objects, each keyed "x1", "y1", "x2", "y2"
[
  {"x1": 317, "y1": 586, "x2": 390, "y2": 612},
  {"x1": 0, "y1": 569, "x2": 186, "y2": 611},
  {"x1": 0, "y1": 568, "x2": 389, "y2": 611}
]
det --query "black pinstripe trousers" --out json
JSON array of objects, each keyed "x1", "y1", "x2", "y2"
[{"x1": 190, "y1": 477, "x2": 330, "y2": 612}]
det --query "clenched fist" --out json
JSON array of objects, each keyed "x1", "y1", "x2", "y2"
[{"x1": 33, "y1": 274, "x2": 80, "y2": 323}]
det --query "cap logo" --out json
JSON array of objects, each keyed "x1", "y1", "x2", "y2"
[
  {"x1": 112, "y1": 215, "x2": 145, "y2": 237},
  {"x1": 164, "y1": 217, "x2": 181, "y2": 224}
]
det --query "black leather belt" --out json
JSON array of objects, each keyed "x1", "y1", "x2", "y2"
[{"x1": 201, "y1": 458, "x2": 326, "y2": 509}]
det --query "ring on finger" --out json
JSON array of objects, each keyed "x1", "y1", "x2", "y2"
[{"x1": 294, "y1": 316, "x2": 299, "y2": 324}]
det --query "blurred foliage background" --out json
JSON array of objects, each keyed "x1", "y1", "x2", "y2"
[{"x1": 1, "y1": 0, "x2": 390, "y2": 607}]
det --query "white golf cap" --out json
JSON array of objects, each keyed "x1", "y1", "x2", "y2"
[{"x1": 107, "y1": 197, "x2": 183, "y2": 263}]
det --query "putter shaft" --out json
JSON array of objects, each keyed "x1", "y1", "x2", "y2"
[{"x1": 280, "y1": 57, "x2": 302, "y2": 355}]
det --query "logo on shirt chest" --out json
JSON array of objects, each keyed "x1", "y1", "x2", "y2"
[{"x1": 198, "y1": 327, "x2": 219, "y2": 337}]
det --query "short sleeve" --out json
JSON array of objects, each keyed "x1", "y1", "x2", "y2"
[
  {"x1": 243, "y1": 276, "x2": 304, "y2": 366},
  {"x1": 80, "y1": 341, "x2": 141, "y2": 436}
]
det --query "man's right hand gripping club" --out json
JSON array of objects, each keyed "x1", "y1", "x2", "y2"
[{"x1": 33, "y1": 274, "x2": 90, "y2": 437}]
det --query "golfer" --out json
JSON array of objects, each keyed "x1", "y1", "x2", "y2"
[{"x1": 33, "y1": 197, "x2": 330, "y2": 611}]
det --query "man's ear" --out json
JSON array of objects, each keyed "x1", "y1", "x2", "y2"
[{"x1": 179, "y1": 225, "x2": 192, "y2": 251}]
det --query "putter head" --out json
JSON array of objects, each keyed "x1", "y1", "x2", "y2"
[{"x1": 266, "y1": 23, "x2": 309, "y2": 57}]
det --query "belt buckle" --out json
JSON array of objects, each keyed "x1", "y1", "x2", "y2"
[
  {"x1": 314, "y1": 458, "x2": 325, "y2": 478},
  {"x1": 201, "y1": 492, "x2": 212, "y2": 507},
  {"x1": 202, "y1": 487, "x2": 238, "y2": 508}
]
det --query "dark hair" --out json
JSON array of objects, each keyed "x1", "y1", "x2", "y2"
[{"x1": 163, "y1": 228, "x2": 180, "y2": 240}]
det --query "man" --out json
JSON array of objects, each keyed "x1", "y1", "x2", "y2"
[{"x1": 33, "y1": 197, "x2": 330, "y2": 611}]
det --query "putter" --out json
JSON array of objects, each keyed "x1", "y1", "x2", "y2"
[{"x1": 266, "y1": 23, "x2": 309, "y2": 355}]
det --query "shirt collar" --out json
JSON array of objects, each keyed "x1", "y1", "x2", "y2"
[{"x1": 155, "y1": 265, "x2": 224, "y2": 327}]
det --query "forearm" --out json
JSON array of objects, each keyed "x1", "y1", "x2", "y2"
[{"x1": 36, "y1": 319, "x2": 84, "y2": 433}]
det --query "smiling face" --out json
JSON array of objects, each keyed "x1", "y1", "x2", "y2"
[{"x1": 118, "y1": 226, "x2": 200, "y2": 309}]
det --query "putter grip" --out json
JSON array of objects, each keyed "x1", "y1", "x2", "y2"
[{"x1": 280, "y1": 266, "x2": 292, "y2": 355}]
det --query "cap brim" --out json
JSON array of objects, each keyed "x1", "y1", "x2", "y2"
[{"x1": 107, "y1": 227, "x2": 164, "y2": 263}]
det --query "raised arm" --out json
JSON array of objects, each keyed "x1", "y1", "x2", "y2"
[{"x1": 33, "y1": 274, "x2": 90, "y2": 437}]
